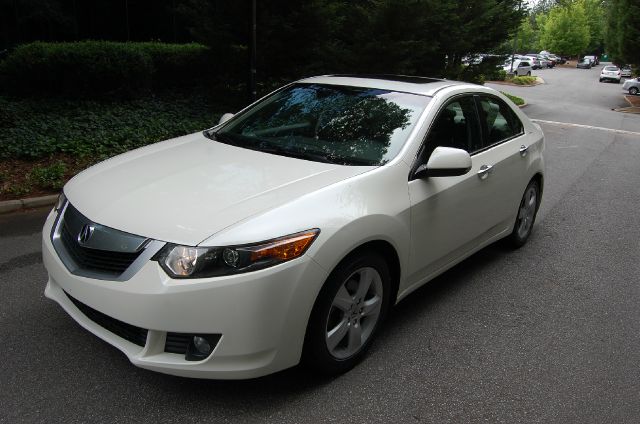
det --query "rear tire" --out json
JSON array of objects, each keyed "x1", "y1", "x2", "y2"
[
  {"x1": 630, "y1": 87, "x2": 639, "y2": 95},
  {"x1": 507, "y1": 179, "x2": 540, "y2": 249},
  {"x1": 303, "y1": 251, "x2": 391, "y2": 375},
  {"x1": 527, "y1": 71, "x2": 531, "y2": 76}
]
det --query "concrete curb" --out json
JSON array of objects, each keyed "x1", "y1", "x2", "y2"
[{"x1": 0, "y1": 194, "x2": 58, "y2": 214}]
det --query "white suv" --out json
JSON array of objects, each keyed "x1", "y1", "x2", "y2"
[
  {"x1": 43, "y1": 75, "x2": 545, "y2": 379},
  {"x1": 503, "y1": 59, "x2": 533, "y2": 76}
]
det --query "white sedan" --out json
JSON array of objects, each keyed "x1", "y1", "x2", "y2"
[
  {"x1": 42, "y1": 75, "x2": 545, "y2": 379},
  {"x1": 600, "y1": 65, "x2": 622, "y2": 83}
]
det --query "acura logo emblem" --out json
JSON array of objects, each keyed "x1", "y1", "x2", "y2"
[{"x1": 78, "y1": 224, "x2": 95, "y2": 244}]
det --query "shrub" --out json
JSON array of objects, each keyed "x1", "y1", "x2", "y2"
[
  {"x1": 0, "y1": 41, "x2": 210, "y2": 97},
  {"x1": 510, "y1": 76, "x2": 537, "y2": 85},
  {"x1": 501, "y1": 91, "x2": 525, "y2": 106},
  {"x1": 30, "y1": 162, "x2": 67, "y2": 189},
  {"x1": 0, "y1": 91, "x2": 220, "y2": 160}
]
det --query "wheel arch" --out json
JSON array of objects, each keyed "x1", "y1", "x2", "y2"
[{"x1": 335, "y1": 239, "x2": 402, "y2": 306}]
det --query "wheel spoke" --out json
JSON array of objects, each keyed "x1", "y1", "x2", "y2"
[
  {"x1": 347, "y1": 323, "x2": 363, "y2": 353},
  {"x1": 355, "y1": 269, "x2": 373, "y2": 300},
  {"x1": 333, "y1": 285, "x2": 353, "y2": 312},
  {"x1": 518, "y1": 206, "x2": 526, "y2": 219},
  {"x1": 326, "y1": 318, "x2": 349, "y2": 351},
  {"x1": 361, "y1": 295, "x2": 381, "y2": 317}
]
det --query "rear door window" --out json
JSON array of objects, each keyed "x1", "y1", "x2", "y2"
[{"x1": 476, "y1": 96, "x2": 524, "y2": 148}]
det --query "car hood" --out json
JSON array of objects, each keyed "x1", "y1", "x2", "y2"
[{"x1": 64, "y1": 132, "x2": 372, "y2": 245}]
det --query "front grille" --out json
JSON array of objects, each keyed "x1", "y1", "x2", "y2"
[
  {"x1": 65, "y1": 291, "x2": 148, "y2": 347},
  {"x1": 60, "y1": 222, "x2": 142, "y2": 276}
]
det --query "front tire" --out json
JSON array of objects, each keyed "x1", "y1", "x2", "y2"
[
  {"x1": 527, "y1": 71, "x2": 531, "y2": 76},
  {"x1": 630, "y1": 87, "x2": 639, "y2": 95},
  {"x1": 507, "y1": 179, "x2": 540, "y2": 248},
  {"x1": 303, "y1": 251, "x2": 391, "y2": 375}
]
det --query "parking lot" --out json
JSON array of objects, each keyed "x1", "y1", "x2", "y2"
[{"x1": 2, "y1": 65, "x2": 640, "y2": 423}]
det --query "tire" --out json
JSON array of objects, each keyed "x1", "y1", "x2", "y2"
[
  {"x1": 303, "y1": 250, "x2": 391, "y2": 375},
  {"x1": 630, "y1": 87, "x2": 639, "y2": 95},
  {"x1": 527, "y1": 71, "x2": 531, "y2": 76},
  {"x1": 507, "y1": 179, "x2": 540, "y2": 248},
  {"x1": 599, "y1": 78, "x2": 603, "y2": 82}
]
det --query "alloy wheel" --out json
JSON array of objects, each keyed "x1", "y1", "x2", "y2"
[
  {"x1": 325, "y1": 267, "x2": 383, "y2": 359},
  {"x1": 516, "y1": 185, "x2": 538, "y2": 239}
]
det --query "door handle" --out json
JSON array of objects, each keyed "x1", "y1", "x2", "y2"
[
  {"x1": 477, "y1": 164, "x2": 493, "y2": 180},
  {"x1": 519, "y1": 145, "x2": 529, "y2": 157}
]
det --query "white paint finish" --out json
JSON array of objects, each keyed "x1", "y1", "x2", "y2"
[
  {"x1": 44, "y1": 76, "x2": 545, "y2": 379},
  {"x1": 65, "y1": 132, "x2": 369, "y2": 245},
  {"x1": 425, "y1": 147, "x2": 472, "y2": 170}
]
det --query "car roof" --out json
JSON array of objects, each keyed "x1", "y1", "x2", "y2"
[{"x1": 297, "y1": 74, "x2": 467, "y2": 96}]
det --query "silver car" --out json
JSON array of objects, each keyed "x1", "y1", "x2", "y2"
[{"x1": 622, "y1": 77, "x2": 640, "y2": 95}]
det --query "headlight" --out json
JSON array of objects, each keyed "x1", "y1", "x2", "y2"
[
  {"x1": 154, "y1": 229, "x2": 320, "y2": 279},
  {"x1": 54, "y1": 192, "x2": 67, "y2": 213}
]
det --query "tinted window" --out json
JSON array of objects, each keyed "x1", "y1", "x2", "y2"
[
  {"x1": 422, "y1": 96, "x2": 482, "y2": 159},
  {"x1": 477, "y1": 96, "x2": 524, "y2": 146},
  {"x1": 214, "y1": 83, "x2": 430, "y2": 166}
]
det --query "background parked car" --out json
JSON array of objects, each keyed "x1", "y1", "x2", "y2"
[
  {"x1": 576, "y1": 59, "x2": 592, "y2": 69},
  {"x1": 525, "y1": 54, "x2": 542, "y2": 69},
  {"x1": 584, "y1": 55, "x2": 599, "y2": 66},
  {"x1": 503, "y1": 59, "x2": 533, "y2": 76},
  {"x1": 620, "y1": 65, "x2": 632, "y2": 78},
  {"x1": 600, "y1": 65, "x2": 621, "y2": 83},
  {"x1": 622, "y1": 77, "x2": 640, "y2": 95}
]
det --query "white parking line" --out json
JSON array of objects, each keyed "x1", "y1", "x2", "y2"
[{"x1": 532, "y1": 119, "x2": 640, "y2": 137}]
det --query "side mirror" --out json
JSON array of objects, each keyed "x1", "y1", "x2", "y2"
[
  {"x1": 413, "y1": 146, "x2": 472, "y2": 179},
  {"x1": 218, "y1": 113, "x2": 234, "y2": 125}
]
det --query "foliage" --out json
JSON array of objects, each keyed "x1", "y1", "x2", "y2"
[
  {"x1": 494, "y1": 70, "x2": 508, "y2": 81},
  {"x1": 0, "y1": 91, "x2": 222, "y2": 160},
  {"x1": 509, "y1": 76, "x2": 538, "y2": 85},
  {"x1": 29, "y1": 162, "x2": 67, "y2": 190},
  {"x1": 0, "y1": 41, "x2": 210, "y2": 97},
  {"x1": 514, "y1": 18, "x2": 538, "y2": 53},
  {"x1": 501, "y1": 92, "x2": 525, "y2": 106},
  {"x1": 606, "y1": 0, "x2": 640, "y2": 65},
  {"x1": 538, "y1": 2, "x2": 590, "y2": 55}
]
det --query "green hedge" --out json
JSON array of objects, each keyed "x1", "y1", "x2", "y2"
[{"x1": 0, "y1": 41, "x2": 211, "y2": 97}]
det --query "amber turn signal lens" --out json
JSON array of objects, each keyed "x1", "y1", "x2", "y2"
[{"x1": 249, "y1": 230, "x2": 319, "y2": 262}]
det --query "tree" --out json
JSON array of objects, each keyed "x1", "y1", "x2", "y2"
[
  {"x1": 606, "y1": 0, "x2": 640, "y2": 65},
  {"x1": 538, "y1": 1, "x2": 590, "y2": 55},
  {"x1": 580, "y1": 0, "x2": 605, "y2": 54}
]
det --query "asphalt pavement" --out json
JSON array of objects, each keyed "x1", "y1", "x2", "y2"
[{"x1": 2, "y1": 65, "x2": 640, "y2": 423}]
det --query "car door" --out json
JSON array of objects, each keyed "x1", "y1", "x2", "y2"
[
  {"x1": 473, "y1": 94, "x2": 530, "y2": 232},
  {"x1": 406, "y1": 95, "x2": 500, "y2": 286},
  {"x1": 406, "y1": 93, "x2": 530, "y2": 287}
]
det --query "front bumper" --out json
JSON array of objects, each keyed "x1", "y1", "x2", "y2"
[{"x1": 42, "y1": 210, "x2": 328, "y2": 379}]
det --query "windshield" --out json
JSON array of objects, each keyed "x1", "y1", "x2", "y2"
[{"x1": 208, "y1": 83, "x2": 430, "y2": 166}]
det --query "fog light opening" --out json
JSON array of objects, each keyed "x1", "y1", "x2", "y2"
[{"x1": 185, "y1": 334, "x2": 221, "y2": 361}]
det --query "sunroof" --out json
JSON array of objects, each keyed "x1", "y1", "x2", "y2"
[{"x1": 330, "y1": 74, "x2": 444, "y2": 84}]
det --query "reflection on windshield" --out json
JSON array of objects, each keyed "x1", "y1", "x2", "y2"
[{"x1": 213, "y1": 83, "x2": 430, "y2": 166}]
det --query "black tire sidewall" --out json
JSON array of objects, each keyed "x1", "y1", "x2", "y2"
[
  {"x1": 302, "y1": 251, "x2": 391, "y2": 375},
  {"x1": 509, "y1": 179, "x2": 540, "y2": 248}
]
